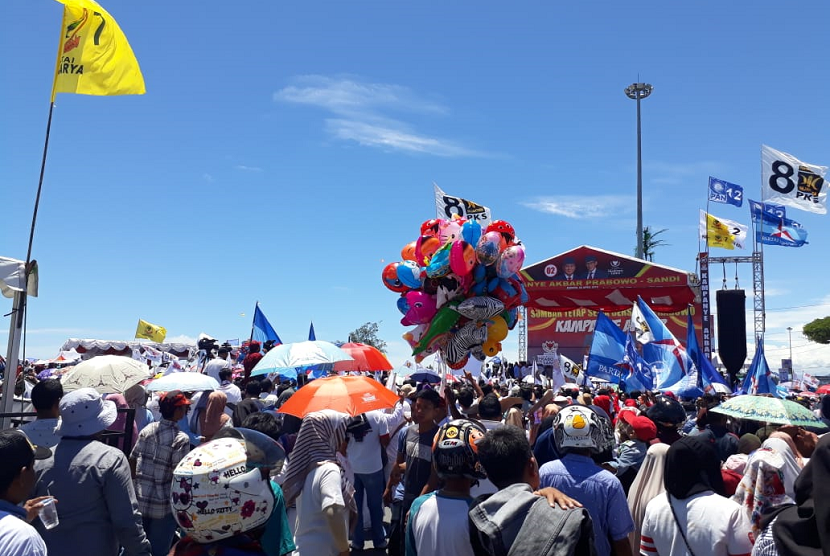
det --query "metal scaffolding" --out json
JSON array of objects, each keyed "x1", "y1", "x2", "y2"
[{"x1": 517, "y1": 306, "x2": 527, "y2": 362}]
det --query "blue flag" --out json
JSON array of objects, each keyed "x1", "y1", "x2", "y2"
[
  {"x1": 748, "y1": 199, "x2": 786, "y2": 220},
  {"x1": 685, "y1": 309, "x2": 730, "y2": 392},
  {"x1": 616, "y1": 332, "x2": 654, "y2": 391},
  {"x1": 635, "y1": 297, "x2": 694, "y2": 390},
  {"x1": 308, "y1": 322, "x2": 316, "y2": 341},
  {"x1": 586, "y1": 311, "x2": 626, "y2": 383},
  {"x1": 252, "y1": 303, "x2": 282, "y2": 345},
  {"x1": 708, "y1": 176, "x2": 744, "y2": 207},
  {"x1": 756, "y1": 215, "x2": 809, "y2": 247},
  {"x1": 740, "y1": 339, "x2": 780, "y2": 397}
]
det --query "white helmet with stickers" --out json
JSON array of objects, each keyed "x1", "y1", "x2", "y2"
[
  {"x1": 171, "y1": 428, "x2": 284, "y2": 543},
  {"x1": 552, "y1": 405, "x2": 614, "y2": 454}
]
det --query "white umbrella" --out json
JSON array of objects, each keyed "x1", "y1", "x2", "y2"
[
  {"x1": 146, "y1": 371, "x2": 219, "y2": 392},
  {"x1": 61, "y1": 355, "x2": 150, "y2": 395}
]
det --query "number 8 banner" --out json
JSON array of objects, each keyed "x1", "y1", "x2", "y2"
[{"x1": 761, "y1": 145, "x2": 828, "y2": 214}]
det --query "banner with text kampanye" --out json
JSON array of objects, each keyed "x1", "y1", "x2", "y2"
[{"x1": 521, "y1": 245, "x2": 701, "y2": 365}]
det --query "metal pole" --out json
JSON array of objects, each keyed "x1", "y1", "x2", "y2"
[
  {"x1": 787, "y1": 327, "x2": 792, "y2": 361},
  {"x1": 636, "y1": 95, "x2": 643, "y2": 259},
  {"x1": 2, "y1": 291, "x2": 24, "y2": 430}
]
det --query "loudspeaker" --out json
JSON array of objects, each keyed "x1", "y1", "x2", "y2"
[{"x1": 716, "y1": 289, "x2": 747, "y2": 384}]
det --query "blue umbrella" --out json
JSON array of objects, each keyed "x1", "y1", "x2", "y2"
[
  {"x1": 250, "y1": 340, "x2": 352, "y2": 378},
  {"x1": 410, "y1": 369, "x2": 441, "y2": 384}
]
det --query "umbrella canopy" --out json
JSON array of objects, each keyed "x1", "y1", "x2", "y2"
[
  {"x1": 61, "y1": 355, "x2": 150, "y2": 395},
  {"x1": 816, "y1": 384, "x2": 830, "y2": 395},
  {"x1": 250, "y1": 340, "x2": 352, "y2": 378},
  {"x1": 710, "y1": 395, "x2": 828, "y2": 429},
  {"x1": 278, "y1": 375, "x2": 399, "y2": 418},
  {"x1": 410, "y1": 369, "x2": 441, "y2": 384},
  {"x1": 333, "y1": 343, "x2": 393, "y2": 372},
  {"x1": 146, "y1": 372, "x2": 219, "y2": 393}
]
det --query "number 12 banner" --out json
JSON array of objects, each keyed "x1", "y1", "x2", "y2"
[
  {"x1": 708, "y1": 176, "x2": 743, "y2": 207},
  {"x1": 762, "y1": 145, "x2": 828, "y2": 215}
]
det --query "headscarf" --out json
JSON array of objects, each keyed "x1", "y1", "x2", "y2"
[
  {"x1": 124, "y1": 384, "x2": 148, "y2": 408},
  {"x1": 504, "y1": 407, "x2": 523, "y2": 429},
  {"x1": 765, "y1": 433, "x2": 830, "y2": 556},
  {"x1": 198, "y1": 391, "x2": 230, "y2": 441},
  {"x1": 762, "y1": 436, "x2": 802, "y2": 499},
  {"x1": 664, "y1": 436, "x2": 724, "y2": 499},
  {"x1": 731, "y1": 446, "x2": 794, "y2": 539},
  {"x1": 627, "y1": 443, "x2": 670, "y2": 552},
  {"x1": 819, "y1": 395, "x2": 830, "y2": 421},
  {"x1": 737, "y1": 432, "x2": 762, "y2": 455},
  {"x1": 105, "y1": 393, "x2": 139, "y2": 451},
  {"x1": 277, "y1": 410, "x2": 356, "y2": 512}
]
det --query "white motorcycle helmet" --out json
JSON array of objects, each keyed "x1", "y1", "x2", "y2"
[
  {"x1": 552, "y1": 405, "x2": 614, "y2": 455},
  {"x1": 171, "y1": 428, "x2": 284, "y2": 543}
]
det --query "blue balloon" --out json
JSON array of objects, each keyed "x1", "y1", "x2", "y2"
[{"x1": 397, "y1": 295, "x2": 410, "y2": 315}]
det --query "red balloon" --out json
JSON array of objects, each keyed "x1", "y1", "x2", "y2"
[
  {"x1": 420, "y1": 219, "x2": 441, "y2": 237},
  {"x1": 485, "y1": 220, "x2": 516, "y2": 243}
]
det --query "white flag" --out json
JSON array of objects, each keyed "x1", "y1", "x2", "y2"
[
  {"x1": 434, "y1": 184, "x2": 492, "y2": 223},
  {"x1": 630, "y1": 302, "x2": 656, "y2": 344},
  {"x1": 762, "y1": 145, "x2": 828, "y2": 214},
  {"x1": 559, "y1": 354, "x2": 581, "y2": 383}
]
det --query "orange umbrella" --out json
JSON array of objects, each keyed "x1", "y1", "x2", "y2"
[
  {"x1": 333, "y1": 342, "x2": 393, "y2": 372},
  {"x1": 278, "y1": 375, "x2": 399, "y2": 418}
]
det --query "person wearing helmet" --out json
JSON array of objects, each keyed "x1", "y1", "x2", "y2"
[
  {"x1": 645, "y1": 395, "x2": 687, "y2": 445},
  {"x1": 169, "y1": 427, "x2": 288, "y2": 556},
  {"x1": 539, "y1": 405, "x2": 634, "y2": 556},
  {"x1": 405, "y1": 419, "x2": 485, "y2": 556}
]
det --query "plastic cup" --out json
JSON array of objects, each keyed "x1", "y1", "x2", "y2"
[{"x1": 38, "y1": 497, "x2": 59, "y2": 529}]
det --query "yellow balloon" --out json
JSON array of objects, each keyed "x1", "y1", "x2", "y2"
[{"x1": 487, "y1": 316, "x2": 508, "y2": 342}]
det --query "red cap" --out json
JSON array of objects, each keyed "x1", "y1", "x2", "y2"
[
  {"x1": 159, "y1": 390, "x2": 190, "y2": 412},
  {"x1": 620, "y1": 410, "x2": 657, "y2": 442},
  {"x1": 624, "y1": 399, "x2": 638, "y2": 407}
]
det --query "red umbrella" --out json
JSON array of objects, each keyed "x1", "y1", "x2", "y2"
[
  {"x1": 816, "y1": 384, "x2": 830, "y2": 395},
  {"x1": 278, "y1": 375, "x2": 399, "y2": 418},
  {"x1": 333, "y1": 342, "x2": 393, "y2": 372}
]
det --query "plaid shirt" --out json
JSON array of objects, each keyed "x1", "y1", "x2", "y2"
[{"x1": 131, "y1": 419, "x2": 190, "y2": 518}]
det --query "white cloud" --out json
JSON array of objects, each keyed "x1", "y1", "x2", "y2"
[
  {"x1": 235, "y1": 165, "x2": 263, "y2": 172},
  {"x1": 203, "y1": 173, "x2": 214, "y2": 182},
  {"x1": 646, "y1": 160, "x2": 727, "y2": 186},
  {"x1": 521, "y1": 195, "x2": 633, "y2": 219},
  {"x1": 274, "y1": 75, "x2": 484, "y2": 158}
]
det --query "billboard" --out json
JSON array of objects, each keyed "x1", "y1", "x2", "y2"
[{"x1": 521, "y1": 246, "x2": 702, "y2": 364}]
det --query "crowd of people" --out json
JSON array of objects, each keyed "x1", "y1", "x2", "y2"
[{"x1": 0, "y1": 346, "x2": 828, "y2": 556}]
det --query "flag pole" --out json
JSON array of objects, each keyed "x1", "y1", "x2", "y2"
[{"x1": 249, "y1": 301, "x2": 258, "y2": 344}]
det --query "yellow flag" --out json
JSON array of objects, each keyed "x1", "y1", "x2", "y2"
[
  {"x1": 52, "y1": 0, "x2": 145, "y2": 100},
  {"x1": 698, "y1": 210, "x2": 748, "y2": 250},
  {"x1": 136, "y1": 319, "x2": 166, "y2": 343}
]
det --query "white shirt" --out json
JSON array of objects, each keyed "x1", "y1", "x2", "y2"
[
  {"x1": 407, "y1": 491, "x2": 474, "y2": 556},
  {"x1": 641, "y1": 491, "x2": 753, "y2": 556},
  {"x1": 0, "y1": 510, "x2": 48, "y2": 556},
  {"x1": 346, "y1": 410, "x2": 389, "y2": 475},
  {"x1": 19, "y1": 418, "x2": 61, "y2": 448},
  {"x1": 219, "y1": 382, "x2": 242, "y2": 404},
  {"x1": 294, "y1": 462, "x2": 347, "y2": 556}
]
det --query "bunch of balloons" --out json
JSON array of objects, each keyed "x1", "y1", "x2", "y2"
[{"x1": 382, "y1": 217, "x2": 528, "y2": 369}]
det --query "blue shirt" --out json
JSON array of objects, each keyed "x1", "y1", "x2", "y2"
[{"x1": 539, "y1": 453, "x2": 634, "y2": 556}]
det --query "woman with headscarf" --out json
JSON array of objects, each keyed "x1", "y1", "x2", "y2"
[
  {"x1": 278, "y1": 410, "x2": 356, "y2": 556},
  {"x1": 197, "y1": 391, "x2": 231, "y2": 443},
  {"x1": 751, "y1": 433, "x2": 830, "y2": 556},
  {"x1": 124, "y1": 383, "x2": 154, "y2": 433},
  {"x1": 105, "y1": 393, "x2": 139, "y2": 451},
  {"x1": 731, "y1": 444, "x2": 795, "y2": 540},
  {"x1": 627, "y1": 442, "x2": 669, "y2": 553},
  {"x1": 761, "y1": 433, "x2": 803, "y2": 500},
  {"x1": 640, "y1": 437, "x2": 753, "y2": 556}
]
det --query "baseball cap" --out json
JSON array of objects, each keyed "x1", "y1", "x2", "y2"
[
  {"x1": 619, "y1": 410, "x2": 657, "y2": 442},
  {"x1": 0, "y1": 430, "x2": 51, "y2": 469},
  {"x1": 159, "y1": 390, "x2": 191, "y2": 413}
]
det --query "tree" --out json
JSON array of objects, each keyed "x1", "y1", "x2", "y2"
[
  {"x1": 637, "y1": 226, "x2": 669, "y2": 262},
  {"x1": 803, "y1": 316, "x2": 830, "y2": 345},
  {"x1": 347, "y1": 322, "x2": 387, "y2": 352}
]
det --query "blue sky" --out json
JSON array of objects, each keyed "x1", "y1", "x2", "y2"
[{"x1": 2, "y1": 1, "x2": 829, "y2": 375}]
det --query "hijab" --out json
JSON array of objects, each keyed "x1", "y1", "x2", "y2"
[
  {"x1": 737, "y1": 432, "x2": 761, "y2": 455},
  {"x1": 765, "y1": 433, "x2": 830, "y2": 556},
  {"x1": 198, "y1": 391, "x2": 230, "y2": 441},
  {"x1": 105, "y1": 393, "x2": 138, "y2": 450},
  {"x1": 664, "y1": 436, "x2": 724, "y2": 499},
  {"x1": 627, "y1": 443, "x2": 670, "y2": 552},
  {"x1": 731, "y1": 446, "x2": 794, "y2": 539},
  {"x1": 277, "y1": 410, "x2": 356, "y2": 512},
  {"x1": 763, "y1": 435, "x2": 803, "y2": 499}
]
